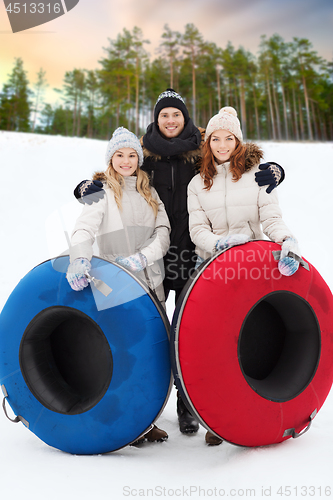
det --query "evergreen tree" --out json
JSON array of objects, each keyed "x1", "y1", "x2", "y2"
[
  {"x1": 5, "y1": 27, "x2": 331, "y2": 141},
  {"x1": 290, "y1": 37, "x2": 326, "y2": 140},
  {"x1": 99, "y1": 28, "x2": 135, "y2": 129},
  {"x1": 132, "y1": 27, "x2": 150, "y2": 135},
  {"x1": 85, "y1": 70, "x2": 99, "y2": 138},
  {"x1": 144, "y1": 57, "x2": 170, "y2": 122},
  {"x1": 160, "y1": 24, "x2": 181, "y2": 89},
  {"x1": 181, "y1": 24, "x2": 205, "y2": 124},
  {"x1": 55, "y1": 69, "x2": 86, "y2": 136},
  {"x1": 52, "y1": 106, "x2": 72, "y2": 135},
  {"x1": 38, "y1": 103, "x2": 54, "y2": 134},
  {"x1": 32, "y1": 68, "x2": 48, "y2": 132},
  {"x1": 0, "y1": 58, "x2": 31, "y2": 131}
]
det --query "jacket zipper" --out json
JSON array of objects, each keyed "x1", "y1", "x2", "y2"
[
  {"x1": 123, "y1": 187, "x2": 155, "y2": 292},
  {"x1": 224, "y1": 165, "x2": 229, "y2": 232}
]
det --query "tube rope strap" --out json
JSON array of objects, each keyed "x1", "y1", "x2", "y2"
[{"x1": 283, "y1": 409, "x2": 317, "y2": 438}]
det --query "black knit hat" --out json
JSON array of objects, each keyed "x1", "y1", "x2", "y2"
[{"x1": 154, "y1": 88, "x2": 190, "y2": 124}]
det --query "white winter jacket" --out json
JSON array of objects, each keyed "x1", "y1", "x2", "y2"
[
  {"x1": 70, "y1": 175, "x2": 171, "y2": 303},
  {"x1": 188, "y1": 143, "x2": 295, "y2": 259}
]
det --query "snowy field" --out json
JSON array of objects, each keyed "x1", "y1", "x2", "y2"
[{"x1": 0, "y1": 131, "x2": 333, "y2": 500}]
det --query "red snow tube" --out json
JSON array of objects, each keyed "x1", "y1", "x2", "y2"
[{"x1": 171, "y1": 241, "x2": 333, "y2": 447}]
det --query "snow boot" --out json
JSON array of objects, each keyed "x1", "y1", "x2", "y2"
[
  {"x1": 145, "y1": 425, "x2": 168, "y2": 442},
  {"x1": 177, "y1": 392, "x2": 199, "y2": 434},
  {"x1": 130, "y1": 425, "x2": 168, "y2": 445},
  {"x1": 205, "y1": 431, "x2": 223, "y2": 446}
]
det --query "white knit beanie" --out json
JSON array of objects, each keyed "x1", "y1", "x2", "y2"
[
  {"x1": 105, "y1": 127, "x2": 144, "y2": 167},
  {"x1": 205, "y1": 107, "x2": 243, "y2": 142}
]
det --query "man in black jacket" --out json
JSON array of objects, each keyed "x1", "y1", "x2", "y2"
[
  {"x1": 141, "y1": 89, "x2": 203, "y2": 303},
  {"x1": 74, "y1": 89, "x2": 284, "y2": 443}
]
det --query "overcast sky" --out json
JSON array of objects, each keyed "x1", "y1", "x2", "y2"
[{"x1": 0, "y1": 0, "x2": 332, "y2": 105}]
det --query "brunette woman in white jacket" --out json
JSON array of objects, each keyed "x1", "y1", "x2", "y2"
[
  {"x1": 188, "y1": 107, "x2": 301, "y2": 277},
  {"x1": 187, "y1": 108, "x2": 301, "y2": 446},
  {"x1": 66, "y1": 127, "x2": 171, "y2": 443}
]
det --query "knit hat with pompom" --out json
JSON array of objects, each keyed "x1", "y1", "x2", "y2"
[
  {"x1": 205, "y1": 107, "x2": 243, "y2": 142},
  {"x1": 105, "y1": 127, "x2": 144, "y2": 167}
]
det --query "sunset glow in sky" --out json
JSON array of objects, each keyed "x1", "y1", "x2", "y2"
[{"x1": 0, "y1": 0, "x2": 332, "y2": 105}]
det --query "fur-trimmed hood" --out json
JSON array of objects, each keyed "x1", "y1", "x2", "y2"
[
  {"x1": 92, "y1": 171, "x2": 108, "y2": 182},
  {"x1": 244, "y1": 142, "x2": 264, "y2": 171}
]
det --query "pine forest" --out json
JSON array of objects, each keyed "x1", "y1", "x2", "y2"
[{"x1": 0, "y1": 24, "x2": 332, "y2": 141}]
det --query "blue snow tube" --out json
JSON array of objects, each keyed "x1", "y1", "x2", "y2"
[{"x1": 0, "y1": 256, "x2": 172, "y2": 454}]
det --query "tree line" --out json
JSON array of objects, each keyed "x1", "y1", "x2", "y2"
[{"x1": 0, "y1": 24, "x2": 332, "y2": 141}]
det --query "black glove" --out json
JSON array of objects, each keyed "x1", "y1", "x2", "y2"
[
  {"x1": 255, "y1": 162, "x2": 285, "y2": 194},
  {"x1": 74, "y1": 180, "x2": 104, "y2": 205}
]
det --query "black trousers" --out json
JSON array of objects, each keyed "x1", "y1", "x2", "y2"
[{"x1": 163, "y1": 285, "x2": 183, "y2": 306}]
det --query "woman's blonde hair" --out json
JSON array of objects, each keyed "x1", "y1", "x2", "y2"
[{"x1": 104, "y1": 158, "x2": 159, "y2": 218}]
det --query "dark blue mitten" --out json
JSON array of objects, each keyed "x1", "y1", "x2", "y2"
[
  {"x1": 74, "y1": 180, "x2": 104, "y2": 205},
  {"x1": 255, "y1": 162, "x2": 285, "y2": 193}
]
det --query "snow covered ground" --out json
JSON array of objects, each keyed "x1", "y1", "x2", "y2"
[{"x1": 0, "y1": 131, "x2": 333, "y2": 500}]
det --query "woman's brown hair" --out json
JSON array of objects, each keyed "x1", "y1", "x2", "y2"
[{"x1": 200, "y1": 135, "x2": 247, "y2": 190}]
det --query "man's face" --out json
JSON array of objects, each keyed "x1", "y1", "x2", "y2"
[{"x1": 157, "y1": 107, "x2": 185, "y2": 139}]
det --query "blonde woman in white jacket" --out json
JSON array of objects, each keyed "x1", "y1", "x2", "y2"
[
  {"x1": 188, "y1": 106, "x2": 301, "y2": 278},
  {"x1": 67, "y1": 127, "x2": 170, "y2": 303},
  {"x1": 66, "y1": 127, "x2": 171, "y2": 443}
]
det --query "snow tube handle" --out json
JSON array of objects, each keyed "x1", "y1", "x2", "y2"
[
  {"x1": 272, "y1": 250, "x2": 310, "y2": 271},
  {"x1": 84, "y1": 272, "x2": 112, "y2": 297},
  {"x1": 283, "y1": 409, "x2": 317, "y2": 439},
  {"x1": 1, "y1": 385, "x2": 29, "y2": 428}
]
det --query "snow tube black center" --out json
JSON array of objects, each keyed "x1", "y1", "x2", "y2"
[
  {"x1": 20, "y1": 306, "x2": 113, "y2": 415},
  {"x1": 238, "y1": 291, "x2": 320, "y2": 402},
  {"x1": 171, "y1": 241, "x2": 333, "y2": 447},
  {"x1": 0, "y1": 256, "x2": 172, "y2": 454}
]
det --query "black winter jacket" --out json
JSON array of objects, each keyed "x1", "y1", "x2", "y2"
[{"x1": 141, "y1": 121, "x2": 203, "y2": 290}]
